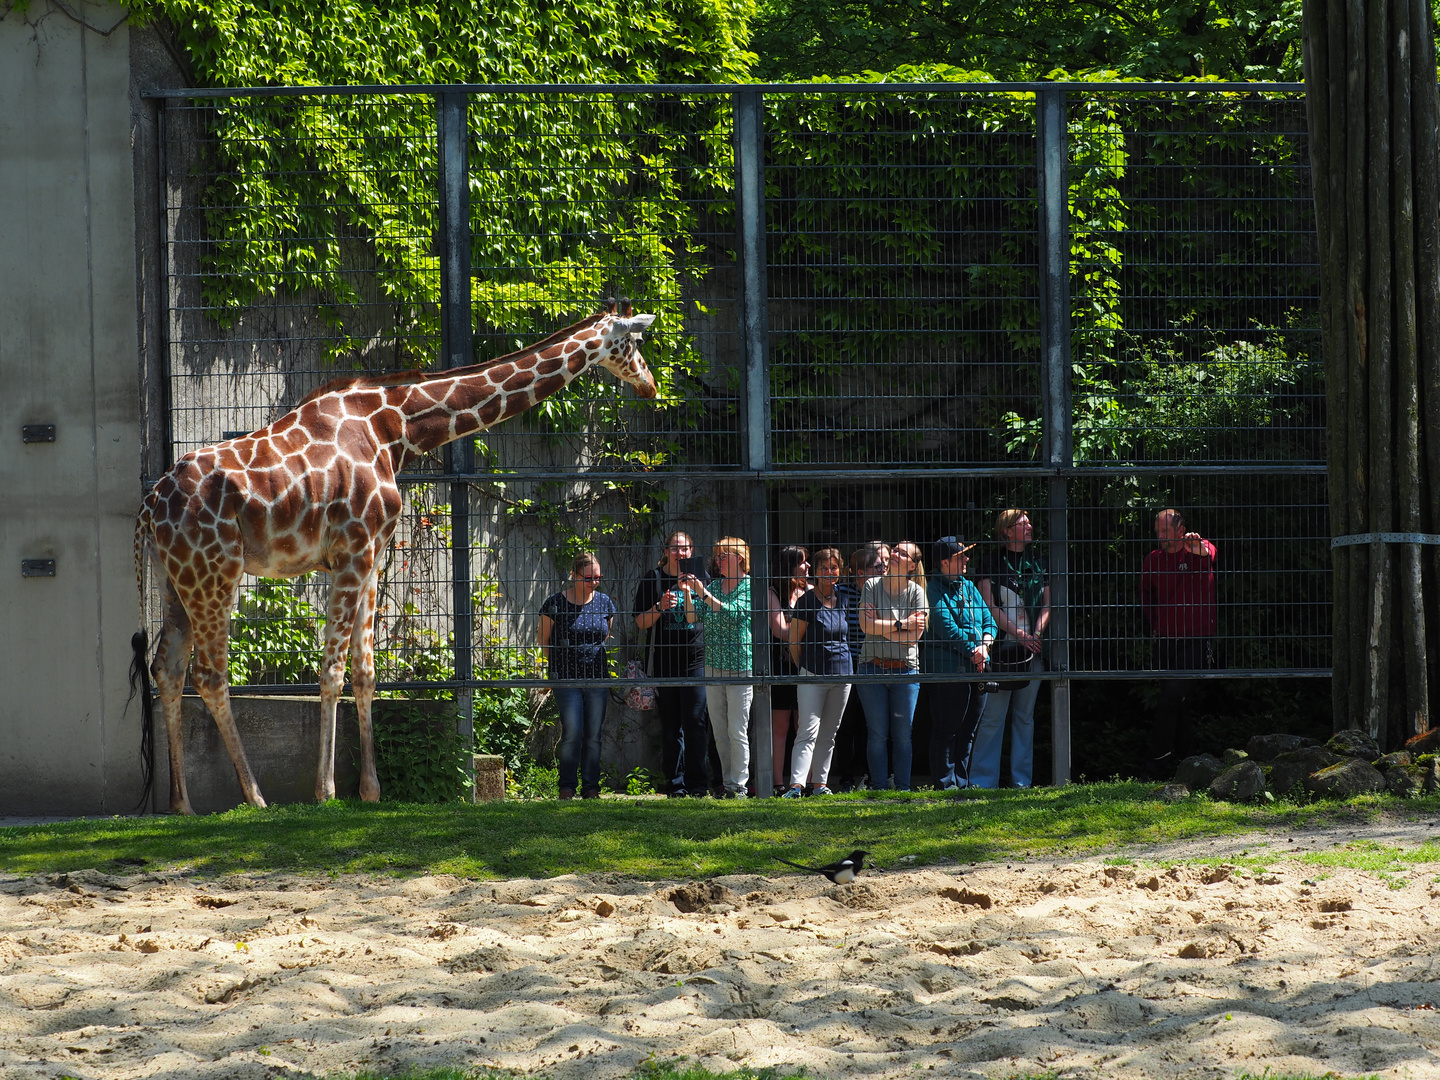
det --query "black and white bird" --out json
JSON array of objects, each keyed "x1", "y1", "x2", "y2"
[{"x1": 774, "y1": 849, "x2": 870, "y2": 884}]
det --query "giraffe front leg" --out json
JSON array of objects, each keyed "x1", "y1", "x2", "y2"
[
  {"x1": 152, "y1": 584, "x2": 195, "y2": 815},
  {"x1": 350, "y1": 570, "x2": 381, "y2": 803}
]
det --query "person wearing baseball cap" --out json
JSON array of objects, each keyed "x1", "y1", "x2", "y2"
[{"x1": 924, "y1": 536, "x2": 996, "y2": 789}]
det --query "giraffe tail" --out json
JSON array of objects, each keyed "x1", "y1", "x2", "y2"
[
  {"x1": 129, "y1": 631, "x2": 155, "y2": 813},
  {"x1": 128, "y1": 507, "x2": 156, "y2": 813}
]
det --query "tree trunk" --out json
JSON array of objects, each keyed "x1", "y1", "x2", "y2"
[{"x1": 1302, "y1": 0, "x2": 1439, "y2": 747}]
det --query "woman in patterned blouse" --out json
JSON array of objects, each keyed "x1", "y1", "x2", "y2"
[
  {"x1": 685, "y1": 537, "x2": 754, "y2": 798},
  {"x1": 539, "y1": 551, "x2": 615, "y2": 800}
]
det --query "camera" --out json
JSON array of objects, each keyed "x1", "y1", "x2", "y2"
[{"x1": 983, "y1": 681, "x2": 1001, "y2": 694}]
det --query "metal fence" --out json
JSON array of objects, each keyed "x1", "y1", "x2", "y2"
[{"x1": 143, "y1": 82, "x2": 1327, "y2": 782}]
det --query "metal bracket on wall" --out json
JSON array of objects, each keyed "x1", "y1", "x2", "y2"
[
  {"x1": 22, "y1": 425, "x2": 55, "y2": 443},
  {"x1": 21, "y1": 559, "x2": 56, "y2": 578}
]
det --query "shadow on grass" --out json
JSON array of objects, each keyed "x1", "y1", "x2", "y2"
[{"x1": 0, "y1": 783, "x2": 1432, "y2": 881}]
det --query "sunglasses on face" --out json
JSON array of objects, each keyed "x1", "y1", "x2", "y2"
[{"x1": 579, "y1": 574, "x2": 603, "y2": 582}]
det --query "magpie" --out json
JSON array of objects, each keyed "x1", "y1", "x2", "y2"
[{"x1": 774, "y1": 849, "x2": 870, "y2": 885}]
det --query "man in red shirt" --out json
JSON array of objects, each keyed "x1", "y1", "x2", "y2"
[{"x1": 1140, "y1": 508, "x2": 1217, "y2": 779}]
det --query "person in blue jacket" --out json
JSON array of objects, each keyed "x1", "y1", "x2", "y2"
[{"x1": 923, "y1": 536, "x2": 996, "y2": 789}]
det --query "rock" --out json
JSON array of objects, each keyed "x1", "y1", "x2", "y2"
[
  {"x1": 1326, "y1": 728, "x2": 1381, "y2": 761},
  {"x1": 1209, "y1": 761, "x2": 1268, "y2": 802},
  {"x1": 1157, "y1": 783, "x2": 1190, "y2": 803},
  {"x1": 1245, "y1": 733, "x2": 1314, "y2": 762},
  {"x1": 1268, "y1": 745, "x2": 1343, "y2": 795},
  {"x1": 1385, "y1": 765, "x2": 1427, "y2": 798},
  {"x1": 1403, "y1": 728, "x2": 1440, "y2": 755},
  {"x1": 1221, "y1": 748, "x2": 1251, "y2": 767},
  {"x1": 1304, "y1": 758, "x2": 1385, "y2": 798},
  {"x1": 1425, "y1": 759, "x2": 1440, "y2": 792},
  {"x1": 1375, "y1": 751, "x2": 1413, "y2": 771},
  {"x1": 1175, "y1": 753, "x2": 1224, "y2": 789}
]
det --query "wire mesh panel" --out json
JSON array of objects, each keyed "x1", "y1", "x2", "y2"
[
  {"x1": 161, "y1": 94, "x2": 442, "y2": 458},
  {"x1": 765, "y1": 89, "x2": 1042, "y2": 468},
  {"x1": 147, "y1": 83, "x2": 1328, "y2": 705},
  {"x1": 456, "y1": 91, "x2": 741, "y2": 477},
  {"x1": 1063, "y1": 90, "x2": 1323, "y2": 467},
  {"x1": 1064, "y1": 472, "x2": 1331, "y2": 673}
]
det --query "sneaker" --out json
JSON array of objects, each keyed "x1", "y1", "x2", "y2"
[
  {"x1": 581, "y1": 788, "x2": 602, "y2": 799},
  {"x1": 811, "y1": 784, "x2": 834, "y2": 796},
  {"x1": 780, "y1": 785, "x2": 804, "y2": 799},
  {"x1": 559, "y1": 788, "x2": 576, "y2": 800}
]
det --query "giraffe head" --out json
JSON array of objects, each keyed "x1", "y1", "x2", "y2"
[{"x1": 596, "y1": 298, "x2": 658, "y2": 399}]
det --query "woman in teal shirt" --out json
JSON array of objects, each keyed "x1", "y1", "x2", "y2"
[
  {"x1": 924, "y1": 536, "x2": 996, "y2": 789},
  {"x1": 685, "y1": 537, "x2": 753, "y2": 797}
]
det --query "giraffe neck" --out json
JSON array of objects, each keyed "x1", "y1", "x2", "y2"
[{"x1": 395, "y1": 320, "x2": 605, "y2": 457}]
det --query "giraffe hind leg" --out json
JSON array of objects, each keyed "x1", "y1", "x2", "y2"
[
  {"x1": 349, "y1": 569, "x2": 381, "y2": 803},
  {"x1": 151, "y1": 579, "x2": 196, "y2": 815},
  {"x1": 188, "y1": 602, "x2": 267, "y2": 810},
  {"x1": 317, "y1": 562, "x2": 373, "y2": 803}
]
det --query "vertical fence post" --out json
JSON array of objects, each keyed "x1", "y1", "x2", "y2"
[
  {"x1": 735, "y1": 88, "x2": 773, "y2": 796},
  {"x1": 150, "y1": 96, "x2": 176, "y2": 480},
  {"x1": 1038, "y1": 87, "x2": 1073, "y2": 785},
  {"x1": 437, "y1": 91, "x2": 475, "y2": 747}
]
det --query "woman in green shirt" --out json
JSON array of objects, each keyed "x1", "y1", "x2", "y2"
[{"x1": 685, "y1": 537, "x2": 754, "y2": 797}]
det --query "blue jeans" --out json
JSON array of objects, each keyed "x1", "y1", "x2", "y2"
[
  {"x1": 552, "y1": 685, "x2": 608, "y2": 792},
  {"x1": 855, "y1": 663, "x2": 921, "y2": 790},
  {"x1": 970, "y1": 656, "x2": 1042, "y2": 788}
]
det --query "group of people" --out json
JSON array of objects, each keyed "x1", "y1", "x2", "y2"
[{"x1": 538, "y1": 507, "x2": 1217, "y2": 798}]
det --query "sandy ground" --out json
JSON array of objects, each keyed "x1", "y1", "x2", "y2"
[{"x1": 2, "y1": 816, "x2": 1440, "y2": 1080}]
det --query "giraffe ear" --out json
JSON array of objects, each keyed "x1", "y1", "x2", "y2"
[{"x1": 615, "y1": 314, "x2": 656, "y2": 336}]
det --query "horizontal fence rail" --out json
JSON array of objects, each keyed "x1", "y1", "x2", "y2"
[{"x1": 145, "y1": 82, "x2": 1329, "y2": 762}]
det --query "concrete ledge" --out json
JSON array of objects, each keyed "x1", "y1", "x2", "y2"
[{"x1": 157, "y1": 696, "x2": 456, "y2": 814}]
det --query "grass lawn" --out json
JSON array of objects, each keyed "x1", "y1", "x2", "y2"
[{"x1": 1, "y1": 782, "x2": 1433, "y2": 881}]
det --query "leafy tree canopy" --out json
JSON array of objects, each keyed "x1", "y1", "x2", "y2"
[
  {"x1": 749, "y1": 0, "x2": 1307, "y2": 82},
  {"x1": 132, "y1": 0, "x2": 757, "y2": 86}
]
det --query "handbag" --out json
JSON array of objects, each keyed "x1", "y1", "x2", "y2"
[
  {"x1": 623, "y1": 658, "x2": 657, "y2": 711},
  {"x1": 988, "y1": 638, "x2": 1034, "y2": 690}
]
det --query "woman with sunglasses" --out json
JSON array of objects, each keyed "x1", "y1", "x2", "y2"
[
  {"x1": 856, "y1": 541, "x2": 929, "y2": 790},
  {"x1": 539, "y1": 551, "x2": 616, "y2": 800}
]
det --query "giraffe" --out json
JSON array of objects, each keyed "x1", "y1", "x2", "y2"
[{"x1": 132, "y1": 299, "x2": 658, "y2": 814}]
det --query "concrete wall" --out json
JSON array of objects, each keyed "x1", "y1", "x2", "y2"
[
  {"x1": 160, "y1": 696, "x2": 457, "y2": 814},
  {"x1": 0, "y1": 1, "x2": 144, "y2": 814}
]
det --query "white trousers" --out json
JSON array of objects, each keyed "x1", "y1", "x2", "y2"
[
  {"x1": 789, "y1": 671, "x2": 852, "y2": 787},
  {"x1": 705, "y1": 668, "x2": 753, "y2": 793}
]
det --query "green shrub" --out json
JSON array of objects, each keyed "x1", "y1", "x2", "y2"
[{"x1": 371, "y1": 702, "x2": 473, "y2": 803}]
